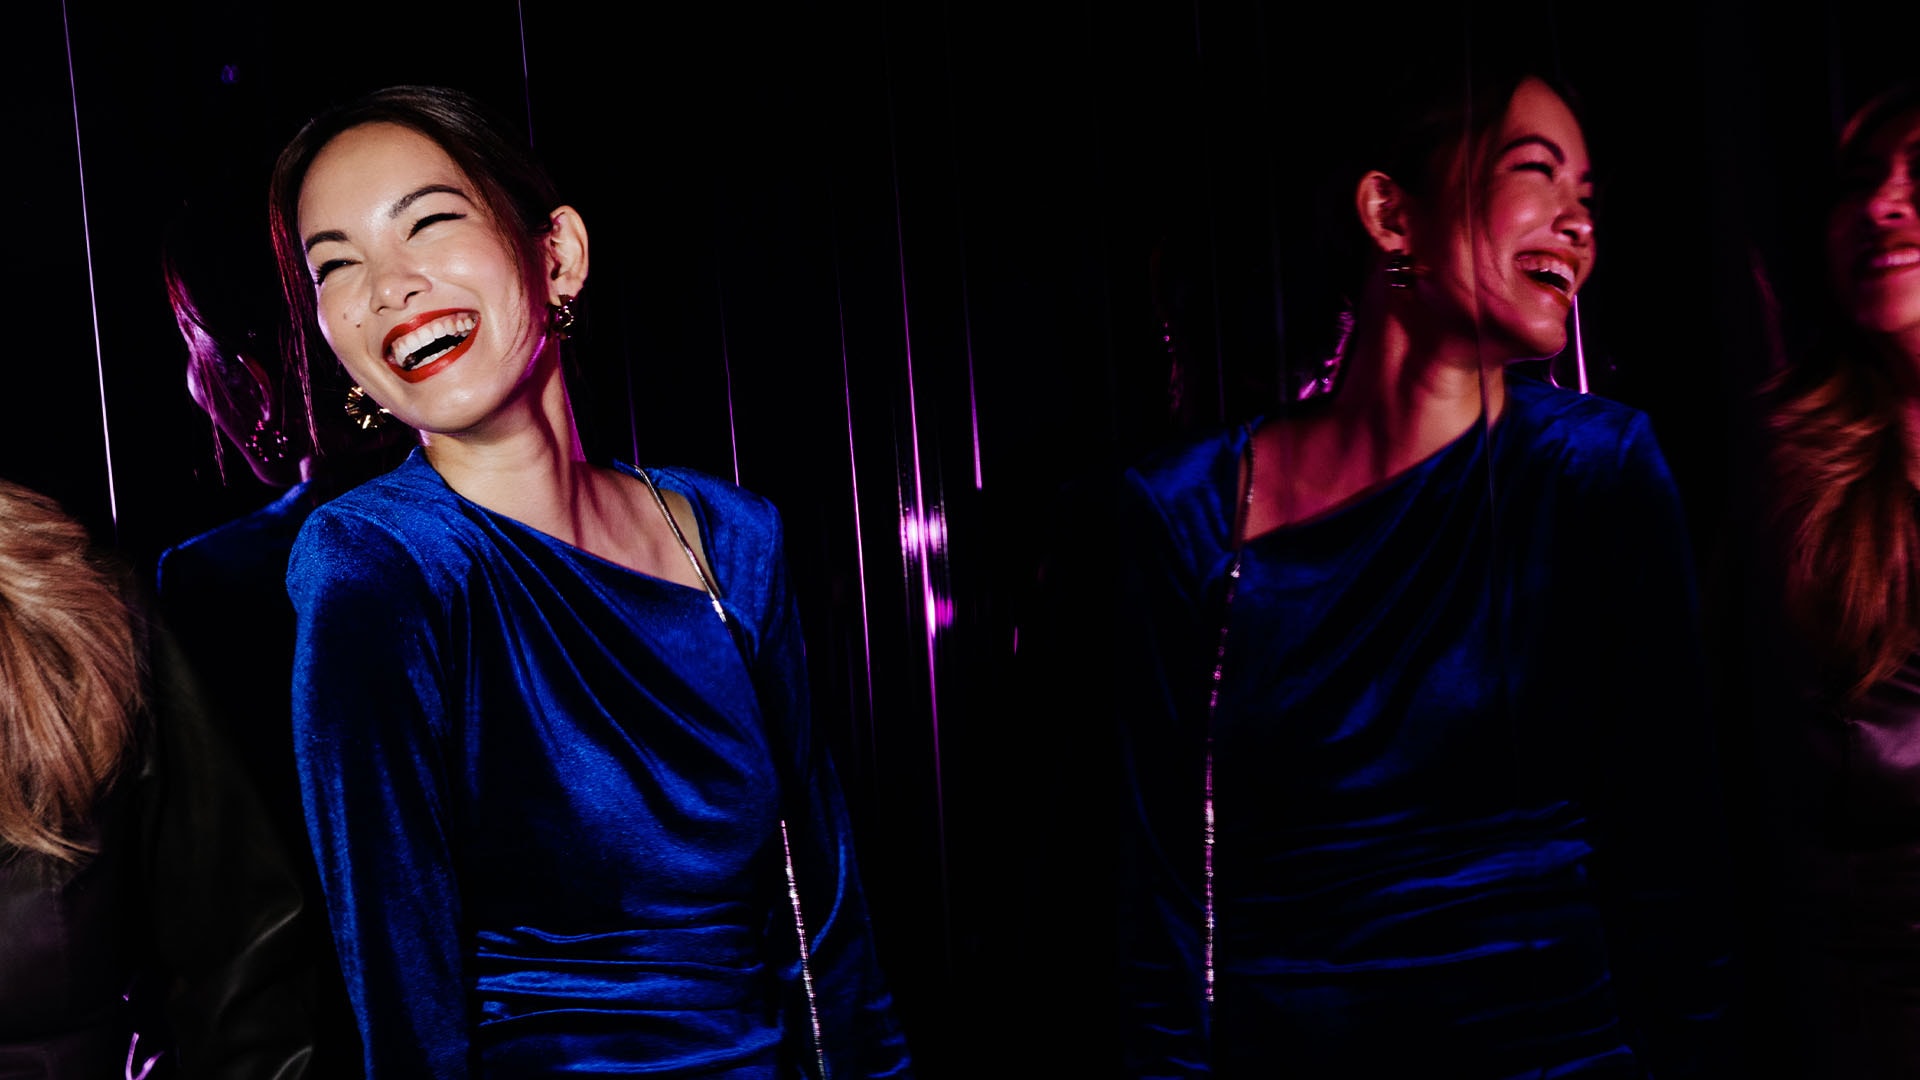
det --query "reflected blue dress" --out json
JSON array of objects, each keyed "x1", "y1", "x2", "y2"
[
  {"x1": 288, "y1": 451, "x2": 908, "y2": 1079},
  {"x1": 1118, "y1": 374, "x2": 1730, "y2": 1077}
]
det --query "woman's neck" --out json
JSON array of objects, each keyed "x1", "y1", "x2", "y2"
[
  {"x1": 1332, "y1": 311, "x2": 1502, "y2": 459},
  {"x1": 1249, "y1": 308, "x2": 1498, "y2": 533},
  {"x1": 420, "y1": 351, "x2": 597, "y2": 541}
]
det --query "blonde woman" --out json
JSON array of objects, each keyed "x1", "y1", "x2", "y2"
[{"x1": 0, "y1": 478, "x2": 312, "y2": 1076}]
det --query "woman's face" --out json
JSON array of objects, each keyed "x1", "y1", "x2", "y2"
[
  {"x1": 297, "y1": 122, "x2": 547, "y2": 436},
  {"x1": 1406, "y1": 77, "x2": 1596, "y2": 362},
  {"x1": 1827, "y1": 106, "x2": 1920, "y2": 346}
]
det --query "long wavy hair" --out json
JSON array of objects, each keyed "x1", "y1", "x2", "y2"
[
  {"x1": 0, "y1": 480, "x2": 145, "y2": 862},
  {"x1": 1767, "y1": 85, "x2": 1920, "y2": 698}
]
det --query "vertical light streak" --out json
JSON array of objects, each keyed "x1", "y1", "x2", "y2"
[
  {"x1": 717, "y1": 274, "x2": 743, "y2": 486},
  {"x1": 61, "y1": 0, "x2": 117, "y2": 539},
  {"x1": 883, "y1": 37, "x2": 954, "y2": 960},
  {"x1": 833, "y1": 240, "x2": 877, "y2": 741},
  {"x1": 515, "y1": 0, "x2": 535, "y2": 146},
  {"x1": 1571, "y1": 295, "x2": 1590, "y2": 395},
  {"x1": 941, "y1": 0, "x2": 985, "y2": 490},
  {"x1": 892, "y1": 180, "x2": 945, "y2": 814}
]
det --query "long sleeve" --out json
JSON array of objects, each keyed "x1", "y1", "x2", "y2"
[
  {"x1": 1579, "y1": 416, "x2": 1733, "y2": 1076},
  {"x1": 289, "y1": 510, "x2": 471, "y2": 1080},
  {"x1": 136, "y1": 618, "x2": 317, "y2": 1079},
  {"x1": 741, "y1": 504, "x2": 912, "y2": 1078},
  {"x1": 1115, "y1": 467, "x2": 1216, "y2": 1079}
]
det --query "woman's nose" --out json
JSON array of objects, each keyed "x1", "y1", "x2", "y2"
[
  {"x1": 1868, "y1": 169, "x2": 1916, "y2": 223},
  {"x1": 369, "y1": 258, "x2": 429, "y2": 313}
]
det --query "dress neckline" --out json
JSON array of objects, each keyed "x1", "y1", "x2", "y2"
[{"x1": 405, "y1": 451, "x2": 721, "y2": 602}]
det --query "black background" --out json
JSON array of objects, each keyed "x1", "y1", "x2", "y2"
[{"x1": 7, "y1": 0, "x2": 1920, "y2": 1073}]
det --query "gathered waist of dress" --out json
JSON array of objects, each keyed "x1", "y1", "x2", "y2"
[
  {"x1": 473, "y1": 920, "x2": 776, "y2": 1009},
  {"x1": 473, "y1": 922, "x2": 787, "y2": 1075},
  {"x1": 1220, "y1": 804, "x2": 1599, "y2": 966}
]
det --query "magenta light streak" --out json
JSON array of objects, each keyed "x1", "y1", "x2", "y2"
[
  {"x1": 515, "y1": 0, "x2": 535, "y2": 146},
  {"x1": 1571, "y1": 295, "x2": 1590, "y2": 395},
  {"x1": 888, "y1": 103, "x2": 951, "y2": 874},
  {"x1": 62, "y1": 0, "x2": 117, "y2": 539},
  {"x1": 964, "y1": 289, "x2": 983, "y2": 491},
  {"x1": 836, "y1": 276, "x2": 876, "y2": 734},
  {"x1": 717, "y1": 278, "x2": 742, "y2": 486},
  {"x1": 940, "y1": 0, "x2": 983, "y2": 490}
]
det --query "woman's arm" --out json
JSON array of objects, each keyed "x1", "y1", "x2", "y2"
[
  {"x1": 1581, "y1": 415, "x2": 1733, "y2": 1076},
  {"x1": 289, "y1": 509, "x2": 471, "y2": 1079},
  {"x1": 1115, "y1": 468, "x2": 1214, "y2": 1079}
]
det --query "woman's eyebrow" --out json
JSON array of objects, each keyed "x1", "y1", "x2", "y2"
[
  {"x1": 303, "y1": 229, "x2": 347, "y2": 255},
  {"x1": 302, "y1": 184, "x2": 472, "y2": 254},
  {"x1": 1496, "y1": 134, "x2": 1592, "y2": 183},
  {"x1": 1498, "y1": 134, "x2": 1564, "y2": 163},
  {"x1": 388, "y1": 183, "x2": 470, "y2": 219}
]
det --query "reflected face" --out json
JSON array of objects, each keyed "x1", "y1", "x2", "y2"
[
  {"x1": 172, "y1": 303, "x2": 297, "y2": 486},
  {"x1": 1409, "y1": 77, "x2": 1597, "y2": 361},
  {"x1": 297, "y1": 122, "x2": 546, "y2": 434},
  {"x1": 1827, "y1": 106, "x2": 1920, "y2": 344}
]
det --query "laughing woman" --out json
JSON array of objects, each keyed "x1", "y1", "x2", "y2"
[
  {"x1": 271, "y1": 86, "x2": 908, "y2": 1079},
  {"x1": 1117, "y1": 67, "x2": 1730, "y2": 1075},
  {"x1": 1756, "y1": 84, "x2": 1920, "y2": 1078}
]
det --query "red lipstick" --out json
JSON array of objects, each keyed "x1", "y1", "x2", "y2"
[{"x1": 382, "y1": 308, "x2": 480, "y2": 384}]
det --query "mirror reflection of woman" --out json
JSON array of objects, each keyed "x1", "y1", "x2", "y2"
[
  {"x1": 273, "y1": 86, "x2": 907, "y2": 1078},
  {"x1": 1118, "y1": 69, "x2": 1729, "y2": 1075},
  {"x1": 1758, "y1": 84, "x2": 1920, "y2": 1078}
]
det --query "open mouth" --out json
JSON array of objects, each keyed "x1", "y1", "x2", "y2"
[
  {"x1": 1859, "y1": 245, "x2": 1920, "y2": 278},
  {"x1": 1515, "y1": 252, "x2": 1576, "y2": 300},
  {"x1": 382, "y1": 310, "x2": 479, "y2": 383}
]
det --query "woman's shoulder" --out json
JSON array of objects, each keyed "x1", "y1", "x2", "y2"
[
  {"x1": 1504, "y1": 373, "x2": 1668, "y2": 479},
  {"x1": 1124, "y1": 424, "x2": 1245, "y2": 516},
  {"x1": 632, "y1": 463, "x2": 783, "y2": 544},
  {"x1": 289, "y1": 453, "x2": 471, "y2": 597}
]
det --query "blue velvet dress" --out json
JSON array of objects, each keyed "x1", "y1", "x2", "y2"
[
  {"x1": 1118, "y1": 374, "x2": 1730, "y2": 1077},
  {"x1": 288, "y1": 451, "x2": 908, "y2": 1079}
]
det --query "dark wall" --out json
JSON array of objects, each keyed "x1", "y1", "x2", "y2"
[{"x1": 10, "y1": 0, "x2": 1920, "y2": 1074}]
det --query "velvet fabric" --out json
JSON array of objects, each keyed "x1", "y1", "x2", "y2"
[
  {"x1": 1118, "y1": 374, "x2": 1731, "y2": 1077},
  {"x1": 0, "y1": 618, "x2": 314, "y2": 1079},
  {"x1": 288, "y1": 451, "x2": 908, "y2": 1079}
]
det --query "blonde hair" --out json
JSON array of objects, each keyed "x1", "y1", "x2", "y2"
[{"x1": 0, "y1": 480, "x2": 145, "y2": 861}]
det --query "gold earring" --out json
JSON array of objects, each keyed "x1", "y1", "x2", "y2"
[
  {"x1": 343, "y1": 385, "x2": 390, "y2": 431},
  {"x1": 548, "y1": 294, "x2": 577, "y2": 340},
  {"x1": 1384, "y1": 252, "x2": 1418, "y2": 289}
]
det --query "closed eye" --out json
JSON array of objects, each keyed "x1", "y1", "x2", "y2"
[
  {"x1": 1514, "y1": 160, "x2": 1555, "y2": 178},
  {"x1": 409, "y1": 211, "x2": 465, "y2": 238},
  {"x1": 313, "y1": 258, "x2": 354, "y2": 286}
]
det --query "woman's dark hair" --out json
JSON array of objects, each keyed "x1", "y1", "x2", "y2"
[
  {"x1": 163, "y1": 194, "x2": 306, "y2": 479},
  {"x1": 267, "y1": 85, "x2": 563, "y2": 443},
  {"x1": 1316, "y1": 59, "x2": 1590, "y2": 304},
  {"x1": 1279, "y1": 55, "x2": 1589, "y2": 400},
  {"x1": 1766, "y1": 83, "x2": 1920, "y2": 697}
]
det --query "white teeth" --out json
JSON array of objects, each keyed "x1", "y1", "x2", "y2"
[
  {"x1": 387, "y1": 314, "x2": 477, "y2": 369},
  {"x1": 1515, "y1": 253, "x2": 1574, "y2": 282},
  {"x1": 1869, "y1": 248, "x2": 1920, "y2": 270}
]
